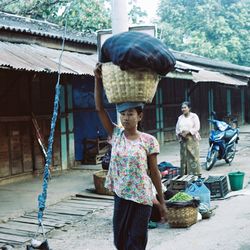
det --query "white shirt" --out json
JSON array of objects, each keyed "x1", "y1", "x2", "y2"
[{"x1": 176, "y1": 112, "x2": 201, "y2": 141}]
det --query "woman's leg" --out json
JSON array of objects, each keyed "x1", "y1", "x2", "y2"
[
  {"x1": 126, "y1": 203, "x2": 152, "y2": 250},
  {"x1": 113, "y1": 194, "x2": 129, "y2": 250},
  {"x1": 186, "y1": 136, "x2": 200, "y2": 175},
  {"x1": 113, "y1": 195, "x2": 152, "y2": 250},
  {"x1": 180, "y1": 141, "x2": 188, "y2": 175}
]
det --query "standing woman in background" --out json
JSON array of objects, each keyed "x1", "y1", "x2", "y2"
[
  {"x1": 176, "y1": 101, "x2": 201, "y2": 176},
  {"x1": 94, "y1": 63, "x2": 167, "y2": 250}
]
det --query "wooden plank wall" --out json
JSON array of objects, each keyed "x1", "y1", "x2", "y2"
[
  {"x1": 246, "y1": 86, "x2": 250, "y2": 123},
  {"x1": 213, "y1": 84, "x2": 243, "y2": 126},
  {"x1": 162, "y1": 78, "x2": 187, "y2": 141},
  {"x1": 0, "y1": 70, "x2": 62, "y2": 179},
  {"x1": 0, "y1": 122, "x2": 10, "y2": 177},
  {"x1": 143, "y1": 78, "x2": 210, "y2": 142},
  {"x1": 189, "y1": 82, "x2": 210, "y2": 137},
  {"x1": 143, "y1": 79, "x2": 245, "y2": 143},
  {"x1": 231, "y1": 87, "x2": 242, "y2": 125}
]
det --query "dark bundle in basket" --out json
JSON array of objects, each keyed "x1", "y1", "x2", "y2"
[
  {"x1": 166, "y1": 199, "x2": 200, "y2": 208},
  {"x1": 101, "y1": 31, "x2": 176, "y2": 75},
  {"x1": 100, "y1": 32, "x2": 176, "y2": 104},
  {"x1": 166, "y1": 193, "x2": 200, "y2": 228}
]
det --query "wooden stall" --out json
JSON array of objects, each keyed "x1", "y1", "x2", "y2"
[{"x1": 0, "y1": 70, "x2": 62, "y2": 179}]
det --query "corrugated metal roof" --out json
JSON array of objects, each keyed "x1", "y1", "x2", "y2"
[
  {"x1": 174, "y1": 61, "x2": 248, "y2": 86},
  {"x1": 0, "y1": 41, "x2": 96, "y2": 75},
  {"x1": 175, "y1": 61, "x2": 200, "y2": 72},
  {"x1": 172, "y1": 50, "x2": 250, "y2": 78},
  {"x1": 192, "y1": 69, "x2": 248, "y2": 86},
  {"x1": 0, "y1": 41, "x2": 248, "y2": 85},
  {"x1": 0, "y1": 12, "x2": 97, "y2": 45}
]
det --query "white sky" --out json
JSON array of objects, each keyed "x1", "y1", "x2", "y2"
[{"x1": 135, "y1": 0, "x2": 159, "y2": 21}]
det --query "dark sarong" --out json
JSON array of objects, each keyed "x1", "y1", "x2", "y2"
[{"x1": 113, "y1": 194, "x2": 152, "y2": 250}]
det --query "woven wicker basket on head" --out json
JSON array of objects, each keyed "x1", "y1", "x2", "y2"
[{"x1": 101, "y1": 62, "x2": 160, "y2": 104}]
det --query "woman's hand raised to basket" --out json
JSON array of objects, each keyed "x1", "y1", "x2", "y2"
[{"x1": 94, "y1": 63, "x2": 102, "y2": 80}]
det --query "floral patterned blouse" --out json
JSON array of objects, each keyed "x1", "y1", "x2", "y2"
[{"x1": 105, "y1": 127, "x2": 160, "y2": 206}]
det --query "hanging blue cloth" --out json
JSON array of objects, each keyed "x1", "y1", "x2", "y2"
[{"x1": 37, "y1": 84, "x2": 61, "y2": 224}]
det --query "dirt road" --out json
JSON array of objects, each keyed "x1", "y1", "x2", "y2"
[{"x1": 46, "y1": 132, "x2": 250, "y2": 250}]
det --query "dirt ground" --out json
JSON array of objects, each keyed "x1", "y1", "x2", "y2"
[
  {"x1": 46, "y1": 194, "x2": 250, "y2": 250},
  {"x1": 3, "y1": 128, "x2": 249, "y2": 250},
  {"x1": 45, "y1": 131, "x2": 250, "y2": 250}
]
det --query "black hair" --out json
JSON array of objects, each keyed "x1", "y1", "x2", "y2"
[
  {"x1": 181, "y1": 101, "x2": 191, "y2": 109},
  {"x1": 135, "y1": 106, "x2": 143, "y2": 115},
  {"x1": 135, "y1": 106, "x2": 143, "y2": 131}
]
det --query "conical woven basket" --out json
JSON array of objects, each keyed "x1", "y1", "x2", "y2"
[{"x1": 102, "y1": 62, "x2": 160, "y2": 104}]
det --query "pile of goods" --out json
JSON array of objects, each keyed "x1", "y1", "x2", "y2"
[
  {"x1": 158, "y1": 161, "x2": 180, "y2": 180},
  {"x1": 100, "y1": 31, "x2": 176, "y2": 104},
  {"x1": 166, "y1": 192, "x2": 200, "y2": 228}
]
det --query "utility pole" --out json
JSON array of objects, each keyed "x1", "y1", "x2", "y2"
[
  {"x1": 111, "y1": 0, "x2": 129, "y2": 34},
  {"x1": 111, "y1": 0, "x2": 129, "y2": 124}
]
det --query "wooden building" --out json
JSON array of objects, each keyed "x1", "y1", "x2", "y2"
[
  {"x1": 0, "y1": 12, "x2": 97, "y2": 182},
  {"x1": 142, "y1": 52, "x2": 250, "y2": 144},
  {"x1": 1, "y1": 12, "x2": 249, "y2": 181}
]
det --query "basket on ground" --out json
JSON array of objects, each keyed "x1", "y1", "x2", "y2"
[
  {"x1": 93, "y1": 170, "x2": 113, "y2": 196},
  {"x1": 166, "y1": 200, "x2": 198, "y2": 228},
  {"x1": 102, "y1": 62, "x2": 160, "y2": 104}
]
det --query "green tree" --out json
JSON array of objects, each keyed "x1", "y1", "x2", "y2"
[
  {"x1": 0, "y1": 0, "x2": 148, "y2": 33},
  {"x1": 128, "y1": 0, "x2": 147, "y2": 24},
  {"x1": 1, "y1": 0, "x2": 111, "y2": 33},
  {"x1": 157, "y1": 0, "x2": 250, "y2": 66}
]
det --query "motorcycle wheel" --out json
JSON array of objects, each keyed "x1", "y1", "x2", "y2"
[
  {"x1": 205, "y1": 149, "x2": 218, "y2": 171},
  {"x1": 225, "y1": 143, "x2": 236, "y2": 164}
]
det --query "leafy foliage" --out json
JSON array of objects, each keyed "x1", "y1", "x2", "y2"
[
  {"x1": 157, "y1": 0, "x2": 250, "y2": 66},
  {"x1": 128, "y1": 0, "x2": 147, "y2": 24},
  {"x1": 0, "y1": 0, "x2": 148, "y2": 33},
  {"x1": 1, "y1": 0, "x2": 111, "y2": 32}
]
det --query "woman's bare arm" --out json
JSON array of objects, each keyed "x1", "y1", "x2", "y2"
[
  {"x1": 148, "y1": 154, "x2": 167, "y2": 220},
  {"x1": 94, "y1": 63, "x2": 115, "y2": 136}
]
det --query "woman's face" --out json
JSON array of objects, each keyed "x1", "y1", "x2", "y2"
[
  {"x1": 120, "y1": 108, "x2": 142, "y2": 130},
  {"x1": 181, "y1": 104, "x2": 190, "y2": 115}
]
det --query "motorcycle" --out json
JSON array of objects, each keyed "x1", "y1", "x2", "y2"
[{"x1": 205, "y1": 113, "x2": 239, "y2": 171}]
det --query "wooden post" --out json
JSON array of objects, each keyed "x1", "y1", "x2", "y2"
[
  {"x1": 60, "y1": 85, "x2": 68, "y2": 170},
  {"x1": 156, "y1": 88, "x2": 164, "y2": 144},
  {"x1": 159, "y1": 87, "x2": 164, "y2": 144},
  {"x1": 241, "y1": 88, "x2": 245, "y2": 125},
  {"x1": 208, "y1": 88, "x2": 214, "y2": 130},
  {"x1": 226, "y1": 89, "x2": 231, "y2": 116},
  {"x1": 67, "y1": 84, "x2": 75, "y2": 167}
]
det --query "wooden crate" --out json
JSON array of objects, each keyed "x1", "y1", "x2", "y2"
[
  {"x1": 83, "y1": 138, "x2": 109, "y2": 165},
  {"x1": 169, "y1": 175, "x2": 197, "y2": 192}
]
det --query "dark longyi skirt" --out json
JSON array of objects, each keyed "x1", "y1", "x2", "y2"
[{"x1": 113, "y1": 194, "x2": 152, "y2": 250}]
